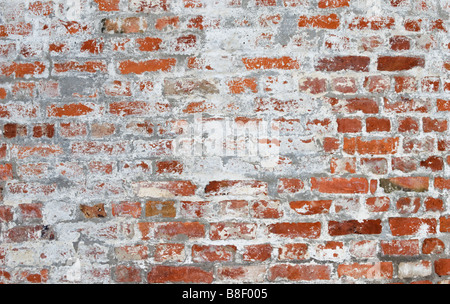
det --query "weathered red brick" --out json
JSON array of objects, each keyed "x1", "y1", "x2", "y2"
[
  {"x1": 268, "y1": 222, "x2": 321, "y2": 239},
  {"x1": 298, "y1": 14, "x2": 340, "y2": 29},
  {"x1": 316, "y1": 56, "x2": 370, "y2": 72},
  {"x1": 389, "y1": 217, "x2": 437, "y2": 236},
  {"x1": 381, "y1": 240, "x2": 420, "y2": 256},
  {"x1": 311, "y1": 177, "x2": 369, "y2": 194},
  {"x1": 338, "y1": 262, "x2": 393, "y2": 279},
  {"x1": 242, "y1": 57, "x2": 299, "y2": 70},
  {"x1": 147, "y1": 266, "x2": 213, "y2": 283},
  {"x1": 269, "y1": 264, "x2": 330, "y2": 281},
  {"x1": 119, "y1": 59, "x2": 176, "y2": 74},
  {"x1": 377, "y1": 56, "x2": 425, "y2": 71},
  {"x1": 328, "y1": 220, "x2": 382, "y2": 236}
]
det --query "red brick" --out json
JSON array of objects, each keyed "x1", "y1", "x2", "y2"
[
  {"x1": 192, "y1": 245, "x2": 236, "y2": 262},
  {"x1": 421, "y1": 77, "x2": 440, "y2": 92},
  {"x1": 115, "y1": 265, "x2": 141, "y2": 283},
  {"x1": 0, "y1": 206, "x2": 13, "y2": 222},
  {"x1": 60, "y1": 123, "x2": 87, "y2": 137},
  {"x1": 396, "y1": 197, "x2": 421, "y2": 214},
  {"x1": 424, "y1": 197, "x2": 444, "y2": 212},
  {"x1": 242, "y1": 57, "x2": 299, "y2": 70},
  {"x1": 330, "y1": 157, "x2": 357, "y2": 174},
  {"x1": 54, "y1": 61, "x2": 107, "y2": 74},
  {"x1": 441, "y1": 216, "x2": 450, "y2": 232},
  {"x1": 147, "y1": 266, "x2": 213, "y2": 283},
  {"x1": 343, "y1": 137, "x2": 399, "y2": 155},
  {"x1": 298, "y1": 77, "x2": 327, "y2": 94},
  {"x1": 180, "y1": 201, "x2": 210, "y2": 218},
  {"x1": 278, "y1": 243, "x2": 309, "y2": 260},
  {"x1": 94, "y1": 0, "x2": 120, "y2": 11},
  {"x1": 404, "y1": 19, "x2": 422, "y2": 31},
  {"x1": 4, "y1": 225, "x2": 44, "y2": 243},
  {"x1": 377, "y1": 56, "x2": 425, "y2": 71},
  {"x1": 398, "y1": 117, "x2": 419, "y2": 133},
  {"x1": 154, "y1": 244, "x2": 185, "y2": 262},
  {"x1": 338, "y1": 262, "x2": 393, "y2": 279},
  {"x1": 12, "y1": 144, "x2": 63, "y2": 159},
  {"x1": 33, "y1": 124, "x2": 55, "y2": 138},
  {"x1": 403, "y1": 137, "x2": 435, "y2": 154},
  {"x1": 0, "y1": 62, "x2": 45, "y2": 78},
  {"x1": 435, "y1": 259, "x2": 450, "y2": 276},
  {"x1": 109, "y1": 101, "x2": 170, "y2": 116},
  {"x1": 0, "y1": 23, "x2": 32, "y2": 37},
  {"x1": 394, "y1": 76, "x2": 417, "y2": 93},
  {"x1": 277, "y1": 178, "x2": 304, "y2": 194},
  {"x1": 243, "y1": 244, "x2": 272, "y2": 262},
  {"x1": 19, "y1": 203, "x2": 43, "y2": 220},
  {"x1": 268, "y1": 222, "x2": 321, "y2": 239},
  {"x1": 3, "y1": 124, "x2": 27, "y2": 139},
  {"x1": 205, "y1": 180, "x2": 268, "y2": 196},
  {"x1": 155, "y1": 222, "x2": 205, "y2": 239},
  {"x1": 118, "y1": 59, "x2": 176, "y2": 74},
  {"x1": 366, "y1": 197, "x2": 390, "y2": 212},
  {"x1": 366, "y1": 117, "x2": 391, "y2": 132},
  {"x1": 298, "y1": 14, "x2": 340, "y2": 29},
  {"x1": 360, "y1": 36, "x2": 383, "y2": 51},
  {"x1": 311, "y1": 177, "x2": 369, "y2": 194},
  {"x1": 332, "y1": 77, "x2": 357, "y2": 93},
  {"x1": 327, "y1": 97, "x2": 379, "y2": 114},
  {"x1": 102, "y1": 17, "x2": 148, "y2": 33},
  {"x1": 420, "y1": 156, "x2": 444, "y2": 171},
  {"x1": 381, "y1": 240, "x2": 420, "y2": 256},
  {"x1": 47, "y1": 103, "x2": 98, "y2": 117},
  {"x1": 422, "y1": 238, "x2": 445, "y2": 254},
  {"x1": 323, "y1": 137, "x2": 340, "y2": 152},
  {"x1": 187, "y1": 15, "x2": 220, "y2": 30},
  {"x1": 364, "y1": 75, "x2": 391, "y2": 93},
  {"x1": 349, "y1": 17, "x2": 395, "y2": 30},
  {"x1": 389, "y1": 217, "x2": 437, "y2": 236},
  {"x1": 216, "y1": 266, "x2": 266, "y2": 282},
  {"x1": 290, "y1": 200, "x2": 332, "y2": 215},
  {"x1": 316, "y1": 56, "x2": 370, "y2": 72},
  {"x1": 0, "y1": 164, "x2": 13, "y2": 181},
  {"x1": 318, "y1": 0, "x2": 349, "y2": 8},
  {"x1": 251, "y1": 200, "x2": 283, "y2": 218},
  {"x1": 423, "y1": 117, "x2": 447, "y2": 132},
  {"x1": 112, "y1": 202, "x2": 142, "y2": 218},
  {"x1": 390, "y1": 36, "x2": 411, "y2": 51},
  {"x1": 269, "y1": 264, "x2": 330, "y2": 281},
  {"x1": 183, "y1": 0, "x2": 204, "y2": 7},
  {"x1": 136, "y1": 37, "x2": 163, "y2": 52},
  {"x1": 227, "y1": 78, "x2": 258, "y2": 94},
  {"x1": 328, "y1": 220, "x2": 382, "y2": 236},
  {"x1": 337, "y1": 118, "x2": 362, "y2": 133},
  {"x1": 210, "y1": 222, "x2": 257, "y2": 240},
  {"x1": 437, "y1": 99, "x2": 450, "y2": 111}
]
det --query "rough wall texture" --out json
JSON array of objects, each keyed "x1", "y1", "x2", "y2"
[{"x1": 0, "y1": 0, "x2": 449, "y2": 284}]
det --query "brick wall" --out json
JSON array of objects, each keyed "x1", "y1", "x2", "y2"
[{"x1": 0, "y1": 0, "x2": 449, "y2": 284}]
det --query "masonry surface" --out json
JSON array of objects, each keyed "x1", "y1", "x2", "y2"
[{"x1": 0, "y1": 0, "x2": 449, "y2": 284}]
